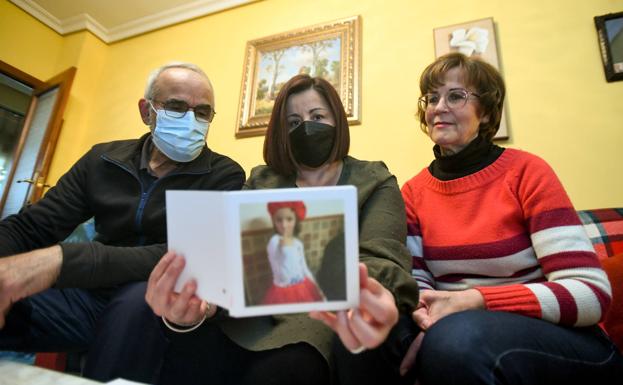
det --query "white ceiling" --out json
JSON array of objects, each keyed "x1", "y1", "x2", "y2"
[{"x1": 10, "y1": 0, "x2": 260, "y2": 43}]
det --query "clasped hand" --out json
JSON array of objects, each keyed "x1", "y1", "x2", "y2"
[
  {"x1": 399, "y1": 289, "x2": 485, "y2": 375},
  {"x1": 412, "y1": 288, "x2": 485, "y2": 330}
]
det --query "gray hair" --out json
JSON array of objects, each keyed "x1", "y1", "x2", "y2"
[{"x1": 144, "y1": 62, "x2": 213, "y2": 99}]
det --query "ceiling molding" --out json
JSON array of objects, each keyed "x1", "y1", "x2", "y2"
[
  {"x1": 10, "y1": 0, "x2": 259, "y2": 44},
  {"x1": 62, "y1": 13, "x2": 109, "y2": 41},
  {"x1": 106, "y1": 0, "x2": 255, "y2": 43},
  {"x1": 10, "y1": 0, "x2": 65, "y2": 34}
]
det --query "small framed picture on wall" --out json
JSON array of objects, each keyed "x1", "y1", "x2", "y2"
[
  {"x1": 433, "y1": 17, "x2": 509, "y2": 140},
  {"x1": 595, "y1": 12, "x2": 623, "y2": 82}
]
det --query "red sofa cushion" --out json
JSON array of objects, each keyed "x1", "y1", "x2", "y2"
[
  {"x1": 602, "y1": 252, "x2": 623, "y2": 352},
  {"x1": 34, "y1": 352, "x2": 66, "y2": 371},
  {"x1": 578, "y1": 208, "x2": 623, "y2": 259},
  {"x1": 578, "y1": 209, "x2": 623, "y2": 352}
]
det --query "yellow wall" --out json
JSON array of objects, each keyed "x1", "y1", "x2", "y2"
[
  {"x1": 0, "y1": 1, "x2": 64, "y2": 79},
  {"x1": 1, "y1": 0, "x2": 622, "y2": 209},
  {"x1": 0, "y1": 1, "x2": 108, "y2": 175}
]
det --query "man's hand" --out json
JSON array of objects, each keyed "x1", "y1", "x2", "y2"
[
  {"x1": 145, "y1": 252, "x2": 215, "y2": 326},
  {"x1": 309, "y1": 263, "x2": 398, "y2": 353},
  {"x1": 0, "y1": 245, "x2": 63, "y2": 328}
]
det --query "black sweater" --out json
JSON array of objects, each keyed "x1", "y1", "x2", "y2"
[{"x1": 429, "y1": 135, "x2": 504, "y2": 180}]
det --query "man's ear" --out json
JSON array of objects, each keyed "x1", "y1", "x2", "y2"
[{"x1": 138, "y1": 98, "x2": 152, "y2": 125}]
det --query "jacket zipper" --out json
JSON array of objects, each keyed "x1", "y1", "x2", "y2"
[{"x1": 102, "y1": 154, "x2": 211, "y2": 245}]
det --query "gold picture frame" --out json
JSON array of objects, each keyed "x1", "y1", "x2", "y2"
[
  {"x1": 433, "y1": 17, "x2": 509, "y2": 140},
  {"x1": 235, "y1": 16, "x2": 361, "y2": 138}
]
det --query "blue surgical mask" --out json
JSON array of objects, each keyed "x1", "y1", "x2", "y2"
[{"x1": 151, "y1": 108, "x2": 209, "y2": 162}]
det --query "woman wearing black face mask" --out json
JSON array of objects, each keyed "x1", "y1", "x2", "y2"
[
  {"x1": 146, "y1": 75, "x2": 418, "y2": 385},
  {"x1": 246, "y1": 75, "x2": 419, "y2": 385}
]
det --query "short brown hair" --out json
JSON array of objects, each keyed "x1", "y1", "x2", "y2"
[
  {"x1": 263, "y1": 75, "x2": 350, "y2": 176},
  {"x1": 417, "y1": 53, "x2": 505, "y2": 142}
]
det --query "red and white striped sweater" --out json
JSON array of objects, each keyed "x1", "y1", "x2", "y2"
[{"x1": 401, "y1": 148, "x2": 611, "y2": 326}]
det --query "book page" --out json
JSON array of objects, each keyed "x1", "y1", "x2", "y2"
[
  {"x1": 167, "y1": 190, "x2": 231, "y2": 309},
  {"x1": 167, "y1": 186, "x2": 359, "y2": 317}
]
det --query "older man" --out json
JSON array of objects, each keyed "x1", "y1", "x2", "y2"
[{"x1": 0, "y1": 63, "x2": 244, "y2": 377}]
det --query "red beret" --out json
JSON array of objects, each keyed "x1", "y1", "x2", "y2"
[{"x1": 267, "y1": 201, "x2": 306, "y2": 220}]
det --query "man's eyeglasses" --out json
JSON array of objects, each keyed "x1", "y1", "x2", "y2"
[
  {"x1": 149, "y1": 99, "x2": 215, "y2": 123},
  {"x1": 418, "y1": 89, "x2": 480, "y2": 111}
]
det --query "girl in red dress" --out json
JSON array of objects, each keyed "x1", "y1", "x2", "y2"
[{"x1": 262, "y1": 201, "x2": 324, "y2": 304}]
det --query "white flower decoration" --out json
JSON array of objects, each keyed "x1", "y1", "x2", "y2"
[{"x1": 449, "y1": 27, "x2": 489, "y2": 56}]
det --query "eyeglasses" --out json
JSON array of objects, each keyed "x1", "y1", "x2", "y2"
[
  {"x1": 149, "y1": 99, "x2": 215, "y2": 123},
  {"x1": 418, "y1": 89, "x2": 481, "y2": 111}
]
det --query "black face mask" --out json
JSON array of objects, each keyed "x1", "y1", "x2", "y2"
[{"x1": 289, "y1": 121, "x2": 336, "y2": 168}]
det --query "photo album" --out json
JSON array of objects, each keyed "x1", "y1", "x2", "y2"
[{"x1": 166, "y1": 186, "x2": 359, "y2": 317}]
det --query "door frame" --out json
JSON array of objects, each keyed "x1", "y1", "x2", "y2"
[{"x1": 0, "y1": 61, "x2": 76, "y2": 213}]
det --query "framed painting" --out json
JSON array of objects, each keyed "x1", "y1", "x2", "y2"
[
  {"x1": 235, "y1": 16, "x2": 361, "y2": 138},
  {"x1": 595, "y1": 12, "x2": 623, "y2": 82},
  {"x1": 433, "y1": 17, "x2": 509, "y2": 140}
]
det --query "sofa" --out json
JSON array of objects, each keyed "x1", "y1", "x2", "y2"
[
  {"x1": 577, "y1": 208, "x2": 623, "y2": 352},
  {"x1": 33, "y1": 208, "x2": 623, "y2": 372}
]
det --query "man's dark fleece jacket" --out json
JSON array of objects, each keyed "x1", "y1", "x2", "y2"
[{"x1": 0, "y1": 133, "x2": 245, "y2": 288}]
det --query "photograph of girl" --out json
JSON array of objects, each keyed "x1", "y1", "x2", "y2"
[{"x1": 263, "y1": 201, "x2": 326, "y2": 304}]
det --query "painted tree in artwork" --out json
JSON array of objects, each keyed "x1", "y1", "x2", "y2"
[
  {"x1": 314, "y1": 58, "x2": 329, "y2": 78},
  {"x1": 256, "y1": 79, "x2": 268, "y2": 100},
  {"x1": 265, "y1": 48, "x2": 286, "y2": 100},
  {"x1": 330, "y1": 60, "x2": 341, "y2": 88},
  {"x1": 301, "y1": 40, "x2": 333, "y2": 78}
]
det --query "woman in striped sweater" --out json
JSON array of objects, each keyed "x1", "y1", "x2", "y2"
[{"x1": 399, "y1": 53, "x2": 622, "y2": 384}]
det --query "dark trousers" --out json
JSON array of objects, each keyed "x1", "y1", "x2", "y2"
[
  {"x1": 82, "y1": 282, "x2": 168, "y2": 382},
  {"x1": 0, "y1": 287, "x2": 110, "y2": 352},
  {"x1": 160, "y1": 320, "x2": 330, "y2": 385},
  {"x1": 332, "y1": 314, "x2": 418, "y2": 385},
  {"x1": 416, "y1": 310, "x2": 623, "y2": 385},
  {"x1": 0, "y1": 282, "x2": 167, "y2": 383},
  {"x1": 83, "y1": 281, "x2": 330, "y2": 385}
]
